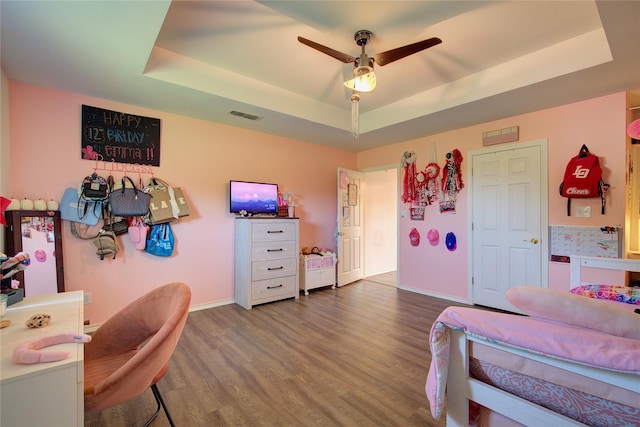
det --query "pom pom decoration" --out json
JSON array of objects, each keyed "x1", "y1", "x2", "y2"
[
  {"x1": 439, "y1": 149, "x2": 464, "y2": 213},
  {"x1": 401, "y1": 151, "x2": 418, "y2": 204}
]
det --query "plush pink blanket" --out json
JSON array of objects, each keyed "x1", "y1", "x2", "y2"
[{"x1": 425, "y1": 306, "x2": 640, "y2": 420}]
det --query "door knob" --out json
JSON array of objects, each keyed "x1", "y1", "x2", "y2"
[{"x1": 523, "y1": 237, "x2": 539, "y2": 244}]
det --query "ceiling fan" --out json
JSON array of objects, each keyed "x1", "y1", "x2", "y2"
[{"x1": 298, "y1": 30, "x2": 442, "y2": 93}]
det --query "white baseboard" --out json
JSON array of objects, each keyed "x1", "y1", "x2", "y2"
[
  {"x1": 397, "y1": 284, "x2": 471, "y2": 305},
  {"x1": 84, "y1": 298, "x2": 236, "y2": 334}
]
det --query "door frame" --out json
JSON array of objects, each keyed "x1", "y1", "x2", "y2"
[
  {"x1": 467, "y1": 139, "x2": 550, "y2": 303},
  {"x1": 361, "y1": 164, "x2": 400, "y2": 281}
]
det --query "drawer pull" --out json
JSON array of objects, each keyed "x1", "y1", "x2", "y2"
[
  {"x1": 267, "y1": 248, "x2": 284, "y2": 252},
  {"x1": 267, "y1": 266, "x2": 284, "y2": 271},
  {"x1": 267, "y1": 230, "x2": 284, "y2": 234},
  {"x1": 267, "y1": 284, "x2": 283, "y2": 290}
]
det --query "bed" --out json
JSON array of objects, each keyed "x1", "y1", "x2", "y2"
[{"x1": 425, "y1": 255, "x2": 640, "y2": 427}]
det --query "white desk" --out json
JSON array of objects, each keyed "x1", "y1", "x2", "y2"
[{"x1": 0, "y1": 291, "x2": 84, "y2": 427}]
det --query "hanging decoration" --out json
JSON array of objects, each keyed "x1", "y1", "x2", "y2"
[
  {"x1": 422, "y1": 163, "x2": 441, "y2": 206},
  {"x1": 427, "y1": 229, "x2": 440, "y2": 246},
  {"x1": 410, "y1": 206, "x2": 425, "y2": 220},
  {"x1": 440, "y1": 149, "x2": 464, "y2": 213},
  {"x1": 446, "y1": 232, "x2": 457, "y2": 251},
  {"x1": 627, "y1": 118, "x2": 640, "y2": 140},
  {"x1": 351, "y1": 93, "x2": 360, "y2": 138},
  {"x1": 412, "y1": 142, "x2": 442, "y2": 211},
  {"x1": 430, "y1": 142, "x2": 443, "y2": 202},
  {"x1": 409, "y1": 228, "x2": 421, "y2": 246},
  {"x1": 401, "y1": 151, "x2": 418, "y2": 204}
]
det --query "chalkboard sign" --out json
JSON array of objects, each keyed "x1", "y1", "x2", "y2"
[{"x1": 81, "y1": 105, "x2": 161, "y2": 166}]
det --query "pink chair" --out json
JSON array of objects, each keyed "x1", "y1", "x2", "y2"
[{"x1": 84, "y1": 282, "x2": 191, "y2": 426}]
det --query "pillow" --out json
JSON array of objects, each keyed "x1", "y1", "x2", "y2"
[
  {"x1": 506, "y1": 286, "x2": 640, "y2": 340},
  {"x1": 570, "y1": 284, "x2": 639, "y2": 305}
]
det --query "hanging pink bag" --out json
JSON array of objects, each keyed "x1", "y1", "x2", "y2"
[{"x1": 128, "y1": 217, "x2": 149, "y2": 250}]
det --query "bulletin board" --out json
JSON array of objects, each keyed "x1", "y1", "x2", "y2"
[{"x1": 549, "y1": 225, "x2": 621, "y2": 262}]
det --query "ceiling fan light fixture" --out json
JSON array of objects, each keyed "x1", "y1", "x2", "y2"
[{"x1": 344, "y1": 66, "x2": 376, "y2": 92}]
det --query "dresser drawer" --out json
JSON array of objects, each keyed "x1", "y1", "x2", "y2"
[
  {"x1": 251, "y1": 240, "x2": 297, "y2": 261},
  {"x1": 251, "y1": 257, "x2": 297, "y2": 281},
  {"x1": 252, "y1": 275, "x2": 296, "y2": 302},
  {"x1": 251, "y1": 221, "x2": 297, "y2": 242}
]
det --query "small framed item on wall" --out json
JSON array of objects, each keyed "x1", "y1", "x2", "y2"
[
  {"x1": 411, "y1": 206, "x2": 425, "y2": 220},
  {"x1": 348, "y1": 184, "x2": 358, "y2": 206}
]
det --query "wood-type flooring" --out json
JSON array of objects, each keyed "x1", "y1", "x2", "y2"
[{"x1": 84, "y1": 279, "x2": 471, "y2": 427}]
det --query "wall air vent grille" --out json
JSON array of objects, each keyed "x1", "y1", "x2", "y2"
[{"x1": 229, "y1": 111, "x2": 263, "y2": 121}]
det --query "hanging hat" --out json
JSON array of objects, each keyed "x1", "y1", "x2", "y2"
[
  {"x1": 445, "y1": 232, "x2": 457, "y2": 251},
  {"x1": 427, "y1": 229, "x2": 440, "y2": 246},
  {"x1": 409, "y1": 228, "x2": 420, "y2": 246},
  {"x1": 627, "y1": 119, "x2": 640, "y2": 140}
]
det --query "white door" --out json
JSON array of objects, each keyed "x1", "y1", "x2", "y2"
[
  {"x1": 337, "y1": 168, "x2": 364, "y2": 286},
  {"x1": 471, "y1": 140, "x2": 548, "y2": 311}
]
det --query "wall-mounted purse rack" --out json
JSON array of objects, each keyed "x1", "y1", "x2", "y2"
[{"x1": 90, "y1": 158, "x2": 156, "y2": 175}]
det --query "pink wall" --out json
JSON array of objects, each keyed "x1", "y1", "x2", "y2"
[
  {"x1": 7, "y1": 81, "x2": 356, "y2": 324},
  {"x1": 5, "y1": 80, "x2": 629, "y2": 322},
  {"x1": 359, "y1": 92, "x2": 627, "y2": 299}
]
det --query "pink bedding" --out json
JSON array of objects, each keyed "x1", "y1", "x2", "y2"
[{"x1": 425, "y1": 306, "x2": 640, "y2": 421}]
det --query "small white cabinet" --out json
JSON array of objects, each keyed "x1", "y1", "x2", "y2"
[
  {"x1": 299, "y1": 253, "x2": 337, "y2": 295},
  {"x1": 234, "y1": 217, "x2": 299, "y2": 309}
]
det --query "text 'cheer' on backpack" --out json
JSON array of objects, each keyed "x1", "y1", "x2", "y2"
[{"x1": 559, "y1": 144, "x2": 609, "y2": 216}]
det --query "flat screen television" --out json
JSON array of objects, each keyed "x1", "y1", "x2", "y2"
[{"x1": 229, "y1": 180, "x2": 278, "y2": 215}]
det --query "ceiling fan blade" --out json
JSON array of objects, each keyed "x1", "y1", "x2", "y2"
[
  {"x1": 373, "y1": 37, "x2": 442, "y2": 66},
  {"x1": 298, "y1": 36, "x2": 356, "y2": 64}
]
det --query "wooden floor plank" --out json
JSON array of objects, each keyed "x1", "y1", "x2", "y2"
[{"x1": 84, "y1": 280, "x2": 469, "y2": 426}]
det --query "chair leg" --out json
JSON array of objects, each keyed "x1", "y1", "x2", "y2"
[{"x1": 143, "y1": 383, "x2": 175, "y2": 427}]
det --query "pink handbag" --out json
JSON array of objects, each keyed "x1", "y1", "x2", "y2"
[{"x1": 128, "y1": 217, "x2": 149, "y2": 250}]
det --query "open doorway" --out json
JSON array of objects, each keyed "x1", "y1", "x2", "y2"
[{"x1": 363, "y1": 166, "x2": 398, "y2": 287}]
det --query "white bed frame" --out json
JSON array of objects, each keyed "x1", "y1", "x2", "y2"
[{"x1": 445, "y1": 255, "x2": 640, "y2": 427}]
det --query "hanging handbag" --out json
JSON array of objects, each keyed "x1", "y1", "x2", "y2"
[
  {"x1": 143, "y1": 178, "x2": 179, "y2": 224},
  {"x1": 70, "y1": 220, "x2": 104, "y2": 240},
  {"x1": 171, "y1": 186, "x2": 190, "y2": 218},
  {"x1": 93, "y1": 231, "x2": 118, "y2": 260},
  {"x1": 145, "y1": 223, "x2": 174, "y2": 257},
  {"x1": 128, "y1": 217, "x2": 149, "y2": 250},
  {"x1": 106, "y1": 216, "x2": 129, "y2": 236},
  {"x1": 80, "y1": 173, "x2": 109, "y2": 201},
  {"x1": 108, "y1": 176, "x2": 152, "y2": 217},
  {"x1": 59, "y1": 187, "x2": 102, "y2": 226}
]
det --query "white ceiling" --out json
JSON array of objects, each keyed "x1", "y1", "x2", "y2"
[{"x1": 2, "y1": 1, "x2": 639, "y2": 152}]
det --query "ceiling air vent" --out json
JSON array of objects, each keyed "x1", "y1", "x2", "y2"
[{"x1": 229, "y1": 110, "x2": 263, "y2": 121}]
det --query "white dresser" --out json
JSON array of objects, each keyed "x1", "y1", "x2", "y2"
[{"x1": 234, "y1": 217, "x2": 299, "y2": 309}]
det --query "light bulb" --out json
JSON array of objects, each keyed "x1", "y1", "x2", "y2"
[{"x1": 344, "y1": 66, "x2": 376, "y2": 92}]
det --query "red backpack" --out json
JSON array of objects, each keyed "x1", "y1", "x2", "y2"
[{"x1": 559, "y1": 144, "x2": 609, "y2": 216}]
